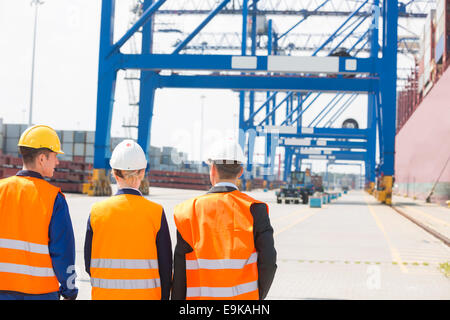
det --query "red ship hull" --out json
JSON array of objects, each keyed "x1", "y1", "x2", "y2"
[{"x1": 395, "y1": 67, "x2": 450, "y2": 204}]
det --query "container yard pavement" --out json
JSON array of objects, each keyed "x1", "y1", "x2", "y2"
[
  {"x1": 66, "y1": 188, "x2": 450, "y2": 300},
  {"x1": 392, "y1": 195, "x2": 450, "y2": 245}
]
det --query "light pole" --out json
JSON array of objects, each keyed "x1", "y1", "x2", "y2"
[
  {"x1": 199, "y1": 95, "x2": 205, "y2": 162},
  {"x1": 29, "y1": 0, "x2": 44, "y2": 127},
  {"x1": 232, "y1": 112, "x2": 238, "y2": 141}
]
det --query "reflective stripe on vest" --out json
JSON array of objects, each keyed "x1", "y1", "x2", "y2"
[
  {"x1": 0, "y1": 176, "x2": 60, "y2": 294},
  {"x1": 91, "y1": 278, "x2": 161, "y2": 290},
  {"x1": 89, "y1": 194, "x2": 164, "y2": 299},
  {"x1": 0, "y1": 262, "x2": 55, "y2": 277},
  {"x1": 174, "y1": 190, "x2": 265, "y2": 300},
  {"x1": 91, "y1": 258, "x2": 159, "y2": 270},
  {"x1": 186, "y1": 280, "x2": 258, "y2": 299},
  {"x1": 90, "y1": 258, "x2": 161, "y2": 290},
  {"x1": 0, "y1": 238, "x2": 50, "y2": 255},
  {"x1": 186, "y1": 252, "x2": 258, "y2": 270}
]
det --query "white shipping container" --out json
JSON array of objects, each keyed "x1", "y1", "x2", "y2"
[
  {"x1": 424, "y1": 48, "x2": 431, "y2": 67},
  {"x1": 178, "y1": 152, "x2": 188, "y2": 162},
  {"x1": 20, "y1": 124, "x2": 29, "y2": 134},
  {"x1": 150, "y1": 155, "x2": 161, "y2": 166},
  {"x1": 424, "y1": 63, "x2": 432, "y2": 85},
  {"x1": 5, "y1": 138, "x2": 19, "y2": 153},
  {"x1": 86, "y1": 131, "x2": 95, "y2": 144},
  {"x1": 150, "y1": 146, "x2": 161, "y2": 156},
  {"x1": 436, "y1": 12, "x2": 445, "y2": 42},
  {"x1": 74, "y1": 131, "x2": 86, "y2": 143},
  {"x1": 436, "y1": 0, "x2": 445, "y2": 19},
  {"x1": 85, "y1": 144, "x2": 94, "y2": 157},
  {"x1": 62, "y1": 143, "x2": 73, "y2": 155},
  {"x1": 425, "y1": 9, "x2": 435, "y2": 29},
  {"x1": 162, "y1": 146, "x2": 175, "y2": 155},
  {"x1": 62, "y1": 131, "x2": 74, "y2": 143},
  {"x1": 85, "y1": 156, "x2": 94, "y2": 164},
  {"x1": 5, "y1": 124, "x2": 21, "y2": 138},
  {"x1": 418, "y1": 74, "x2": 424, "y2": 92},
  {"x1": 425, "y1": 24, "x2": 431, "y2": 43},
  {"x1": 59, "y1": 154, "x2": 73, "y2": 162},
  {"x1": 247, "y1": 15, "x2": 267, "y2": 36},
  {"x1": 419, "y1": 24, "x2": 426, "y2": 59},
  {"x1": 435, "y1": 11, "x2": 446, "y2": 62},
  {"x1": 74, "y1": 143, "x2": 85, "y2": 156},
  {"x1": 423, "y1": 10, "x2": 436, "y2": 65}
]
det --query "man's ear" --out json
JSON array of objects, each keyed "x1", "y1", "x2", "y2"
[
  {"x1": 35, "y1": 153, "x2": 46, "y2": 167},
  {"x1": 237, "y1": 166, "x2": 244, "y2": 179},
  {"x1": 211, "y1": 163, "x2": 221, "y2": 181},
  {"x1": 111, "y1": 170, "x2": 118, "y2": 182}
]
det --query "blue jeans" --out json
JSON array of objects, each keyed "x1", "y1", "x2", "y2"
[{"x1": 0, "y1": 291, "x2": 60, "y2": 300}]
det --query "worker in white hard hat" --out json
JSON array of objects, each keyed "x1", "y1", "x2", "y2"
[
  {"x1": 172, "y1": 138, "x2": 277, "y2": 300},
  {"x1": 0, "y1": 125, "x2": 78, "y2": 300},
  {"x1": 84, "y1": 140, "x2": 172, "y2": 300}
]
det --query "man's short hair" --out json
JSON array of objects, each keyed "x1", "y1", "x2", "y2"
[
  {"x1": 19, "y1": 146, "x2": 52, "y2": 166},
  {"x1": 213, "y1": 162, "x2": 242, "y2": 179}
]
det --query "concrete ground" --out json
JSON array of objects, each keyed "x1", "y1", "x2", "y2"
[
  {"x1": 392, "y1": 194, "x2": 450, "y2": 243},
  {"x1": 66, "y1": 187, "x2": 450, "y2": 300}
]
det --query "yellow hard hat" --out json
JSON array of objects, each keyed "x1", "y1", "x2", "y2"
[{"x1": 18, "y1": 125, "x2": 64, "y2": 154}]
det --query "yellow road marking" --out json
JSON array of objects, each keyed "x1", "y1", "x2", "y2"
[
  {"x1": 365, "y1": 196, "x2": 408, "y2": 273},
  {"x1": 397, "y1": 205, "x2": 450, "y2": 228},
  {"x1": 274, "y1": 211, "x2": 316, "y2": 237}
]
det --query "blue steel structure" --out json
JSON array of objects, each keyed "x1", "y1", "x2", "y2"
[
  {"x1": 92, "y1": 0, "x2": 400, "y2": 203},
  {"x1": 156, "y1": 0, "x2": 430, "y2": 18},
  {"x1": 324, "y1": 161, "x2": 365, "y2": 189}
]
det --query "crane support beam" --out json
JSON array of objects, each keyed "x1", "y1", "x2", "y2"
[
  {"x1": 279, "y1": 139, "x2": 367, "y2": 149},
  {"x1": 156, "y1": 74, "x2": 377, "y2": 93},
  {"x1": 256, "y1": 126, "x2": 368, "y2": 139},
  {"x1": 155, "y1": 9, "x2": 426, "y2": 19},
  {"x1": 295, "y1": 152, "x2": 366, "y2": 161},
  {"x1": 119, "y1": 53, "x2": 376, "y2": 75},
  {"x1": 109, "y1": 0, "x2": 166, "y2": 55}
]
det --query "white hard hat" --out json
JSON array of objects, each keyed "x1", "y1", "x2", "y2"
[
  {"x1": 207, "y1": 138, "x2": 246, "y2": 165},
  {"x1": 110, "y1": 140, "x2": 147, "y2": 170}
]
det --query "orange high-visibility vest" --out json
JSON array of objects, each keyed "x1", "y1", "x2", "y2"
[
  {"x1": 174, "y1": 190, "x2": 269, "y2": 300},
  {"x1": 89, "y1": 194, "x2": 164, "y2": 300},
  {"x1": 0, "y1": 176, "x2": 60, "y2": 294}
]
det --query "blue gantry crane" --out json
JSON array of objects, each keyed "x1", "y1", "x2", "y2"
[{"x1": 88, "y1": 0, "x2": 417, "y2": 205}]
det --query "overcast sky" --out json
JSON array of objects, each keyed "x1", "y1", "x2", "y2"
[{"x1": 0, "y1": 0, "x2": 427, "y2": 174}]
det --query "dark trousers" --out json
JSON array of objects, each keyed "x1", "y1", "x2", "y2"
[{"x1": 0, "y1": 291, "x2": 60, "y2": 300}]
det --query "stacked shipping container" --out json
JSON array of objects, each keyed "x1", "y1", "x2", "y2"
[
  {"x1": 0, "y1": 123, "x2": 190, "y2": 171},
  {"x1": 60, "y1": 130, "x2": 95, "y2": 163},
  {"x1": 421, "y1": 9, "x2": 436, "y2": 96},
  {"x1": 0, "y1": 123, "x2": 95, "y2": 163},
  {"x1": 0, "y1": 122, "x2": 282, "y2": 192},
  {"x1": 2, "y1": 123, "x2": 29, "y2": 157},
  {"x1": 435, "y1": 0, "x2": 449, "y2": 66},
  {"x1": 395, "y1": 1, "x2": 450, "y2": 205},
  {"x1": 397, "y1": 4, "x2": 449, "y2": 131},
  {"x1": 395, "y1": 65, "x2": 450, "y2": 204}
]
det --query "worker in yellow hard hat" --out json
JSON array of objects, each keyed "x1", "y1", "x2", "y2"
[{"x1": 0, "y1": 125, "x2": 78, "y2": 300}]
